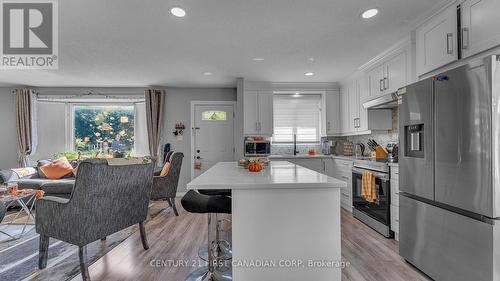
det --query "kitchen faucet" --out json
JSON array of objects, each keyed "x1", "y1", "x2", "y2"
[{"x1": 293, "y1": 134, "x2": 299, "y2": 155}]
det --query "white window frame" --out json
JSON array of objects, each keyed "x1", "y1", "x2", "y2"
[{"x1": 272, "y1": 91, "x2": 326, "y2": 145}]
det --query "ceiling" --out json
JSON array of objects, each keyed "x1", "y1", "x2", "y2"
[{"x1": 0, "y1": 0, "x2": 440, "y2": 88}]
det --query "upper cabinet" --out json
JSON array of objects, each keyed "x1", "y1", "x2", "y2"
[
  {"x1": 243, "y1": 90, "x2": 273, "y2": 136},
  {"x1": 416, "y1": 4, "x2": 458, "y2": 76},
  {"x1": 368, "y1": 51, "x2": 408, "y2": 98},
  {"x1": 460, "y1": 0, "x2": 500, "y2": 58},
  {"x1": 325, "y1": 90, "x2": 341, "y2": 135}
]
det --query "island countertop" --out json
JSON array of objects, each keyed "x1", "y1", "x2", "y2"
[{"x1": 187, "y1": 161, "x2": 346, "y2": 190}]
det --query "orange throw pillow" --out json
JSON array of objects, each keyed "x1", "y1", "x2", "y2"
[
  {"x1": 159, "y1": 162, "x2": 171, "y2": 176},
  {"x1": 39, "y1": 157, "x2": 75, "y2": 179}
]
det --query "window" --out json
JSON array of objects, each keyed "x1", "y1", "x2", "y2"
[
  {"x1": 273, "y1": 94, "x2": 322, "y2": 143},
  {"x1": 73, "y1": 105, "x2": 135, "y2": 157},
  {"x1": 202, "y1": 110, "x2": 227, "y2": 121}
]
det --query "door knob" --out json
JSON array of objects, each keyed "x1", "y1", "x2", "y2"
[
  {"x1": 196, "y1": 156, "x2": 201, "y2": 159},
  {"x1": 197, "y1": 150, "x2": 200, "y2": 153}
]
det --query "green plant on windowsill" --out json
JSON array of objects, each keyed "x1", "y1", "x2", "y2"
[{"x1": 53, "y1": 151, "x2": 80, "y2": 160}]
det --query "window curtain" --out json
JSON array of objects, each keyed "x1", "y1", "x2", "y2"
[
  {"x1": 144, "y1": 89, "x2": 165, "y2": 161},
  {"x1": 15, "y1": 89, "x2": 37, "y2": 167}
]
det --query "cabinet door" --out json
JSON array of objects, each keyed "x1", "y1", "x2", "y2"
[
  {"x1": 385, "y1": 51, "x2": 407, "y2": 94},
  {"x1": 257, "y1": 91, "x2": 274, "y2": 135},
  {"x1": 416, "y1": 4, "x2": 458, "y2": 76},
  {"x1": 340, "y1": 88, "x2": 350, "y2": 134},
  {"x1": 367, "y1": 64, "x2": 385, "y2": 98},
  {"x1": 357, "y1": 77, "x2": 369, "y2": 132},
  {"x1": 348, "y1": 81, "x2": 358, "y2": 132},
  {"x1": 243, "y1": 92, "x2": 259, "y2": 134},
  {"x1": 461, "y1": 0, "x2": 500, "y2": 58},
  {"x1": 325, "y1": 90, "x2": 340, "y2": 135}
]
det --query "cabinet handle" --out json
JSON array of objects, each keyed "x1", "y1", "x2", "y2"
[
  {"x1": 384, "y1": 77, "x2": 388, "y2": 90},
  {"x1": 327, "y1": 121, "x2": 331, "y2": 131},
  {"x1": 357, "y1": 118, "x2": 361, "y2": 128},
  {"x1": 258, "y1": 122, "x2": 261, "y2": 131},
  {"x1": 341, "y1": 176, "x2": 349, "y2": 180},
  {"x1": 461, "y1": 27, "x2": 469, "y2": 50},
  {"x1": 379, "y1": 79, "x2": 384, "y2": 92},
  {"x1": 446, "y1": 33, "x2": 454, "y2": 55}
]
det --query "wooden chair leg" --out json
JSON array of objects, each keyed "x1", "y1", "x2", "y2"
[
  {"x1": 79, "y1": 245, "x2": 91, "y2": 281},
  {"x1": 170, "y1": 198, "x2": 179, "y2": 216},
  {"x1": 38, "y1": 235, "x2": 49, "y2": 269},
  {"x1": 139, "y1": 221, "x2": 149, "y2": 250}
]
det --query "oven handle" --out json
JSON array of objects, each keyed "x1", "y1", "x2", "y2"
[{"x1": 352, "y1": 168, "x2": 390, "y2": 181}]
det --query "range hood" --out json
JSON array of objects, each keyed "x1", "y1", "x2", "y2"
[{"x1": 363, "y1": 91, "x2": 399, "y2": 109}]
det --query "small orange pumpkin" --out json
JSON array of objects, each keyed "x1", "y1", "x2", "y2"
[{"x1": 248, "y1": 161, "x2": 263, "y2": 172}]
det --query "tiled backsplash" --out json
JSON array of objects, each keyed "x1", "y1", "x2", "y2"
[{"x1": 271, "y1": 144, "x2": 321, "y2": 155}]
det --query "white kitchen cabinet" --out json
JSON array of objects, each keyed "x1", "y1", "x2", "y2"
[
  {"x1": 416, "y1": 4, "x2": 458, "y2": 76},
  {"x1": 325, "y1": 91, "x2": 341, "y2": 135},
  {"x1": 367, "y1": 64, "x2": 386, "y2": 99},
  {"x1": 357, "y1": 77, "x2": 370, "y2": 132},
  {"x1": 385, "y1": 51, "x2": 407, "y2": 94},
  {"x1": 348, "y1": 81, "x2": 358, "y2": 133},
  {"x1": 243, "y1": 91, "x2": 273, "y2": 135},
  {"x1": 257, "y1": 92, "x2": 273, "y2": 135},
  {"x1": 340, "y1": 78, "x2": 391, "y2": 135},
  {"x1": 340, "y1": 88, "x2": 351, "y2": 134},
  {"x1": 390, "y1": 165, "x2": 399, "y2": 241},
  {"x1": 460, "y1": 0, "x2": 500, "y2": 58},
  {"x1": 368, "y1": 51, "x2": 407, "y2": 98}
]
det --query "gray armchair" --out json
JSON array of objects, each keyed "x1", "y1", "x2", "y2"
[
  {"x1": 150, "y1": 152, "x2": 184, "y2": 216},
  {"x1": 35, "y1": 159, "x2": 154, "y2": 281}
]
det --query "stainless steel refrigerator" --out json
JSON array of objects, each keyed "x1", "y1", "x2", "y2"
[{"x1": 399, "y1": 55, "x2": 500, "y2": 281}]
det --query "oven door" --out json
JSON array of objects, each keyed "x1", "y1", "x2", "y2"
[
  {"x1": 352, "y1": 167, "x2": 391, "y2": 225},
  {"x1": 245, "y1": 142, "x2": 256, "y2": 156}
]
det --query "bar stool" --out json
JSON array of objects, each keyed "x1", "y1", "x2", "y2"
[
  {"x1": 197, "y1": 190, "x2": 232, "y2": 259},
  {"x1": 181, "y1": 190, "x2": 232, "y2": 281}
]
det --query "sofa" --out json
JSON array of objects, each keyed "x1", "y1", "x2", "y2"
[{"x1": 0, "y1": 162, "x2": 75, "y2": 198}]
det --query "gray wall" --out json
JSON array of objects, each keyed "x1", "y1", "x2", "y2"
[
  {"x1": 159, "y1": 87, "x2": 237, "y2": 194},
  {"x1": 0, "y1": 88, "x2": 18, "y2": 169}
]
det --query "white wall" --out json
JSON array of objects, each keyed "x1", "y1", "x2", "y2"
[
  {"x1": 159, "y1": 87, "x2": 237, "y2": 194},
  {"x1": 0, "y1": 88, "x2": 18, "y2": 169}
]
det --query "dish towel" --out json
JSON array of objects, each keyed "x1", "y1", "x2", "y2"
[{"x1": 361, "y1": 171, "x2": 377, "y2": 203}]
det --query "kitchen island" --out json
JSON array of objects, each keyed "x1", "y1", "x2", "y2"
[{"x1": 187, "y1": 161, "x2": 346, "y2": 281}]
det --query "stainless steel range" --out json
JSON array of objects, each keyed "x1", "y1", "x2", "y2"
[{"x1": 351, "y1": 159, "x2": 393, "y2": 238}]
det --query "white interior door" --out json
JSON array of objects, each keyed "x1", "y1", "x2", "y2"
[{"x1": 192, "y1": 103, "x2": 235, "y2": 178}]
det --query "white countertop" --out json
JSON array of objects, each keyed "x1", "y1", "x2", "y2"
[{"x1": 187, "y1": 161, "x2": 346, "y2": 190}]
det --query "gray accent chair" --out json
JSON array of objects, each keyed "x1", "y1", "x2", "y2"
[
  {"x1": 150, "y1": 152, "x2": 184, "y2": 216},
  {"x1": 35, "y1": 159, "x2": 155, "y2": 281}
]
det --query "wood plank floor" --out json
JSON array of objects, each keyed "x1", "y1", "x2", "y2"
[{"x1": 75, "y1": 200, "x2": 429, "y2": 281}]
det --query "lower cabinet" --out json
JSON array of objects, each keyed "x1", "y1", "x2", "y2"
[
  {"x1": 390, "y1": 165, "x2": 399, "y2": 241},
  {"x1": 270, "y1": 157, "x2": 354, "y2": 212}
]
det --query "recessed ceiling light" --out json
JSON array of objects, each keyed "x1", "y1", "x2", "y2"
[
  {"x1": 252, "y1": 58, "x2": 265, "y2": 61},
  {"x1": 170, "y1": 6, "x2": 186, "y2": 17},
  {"x1": 202, "y1": 72, "x2": 213, "y2": 76},
  {"x1": 305, "y1": 72, "x2": 314, "y2": 77},
  {"x1": 361, "y1": 8, "x2": 378, "y2": 19}
]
